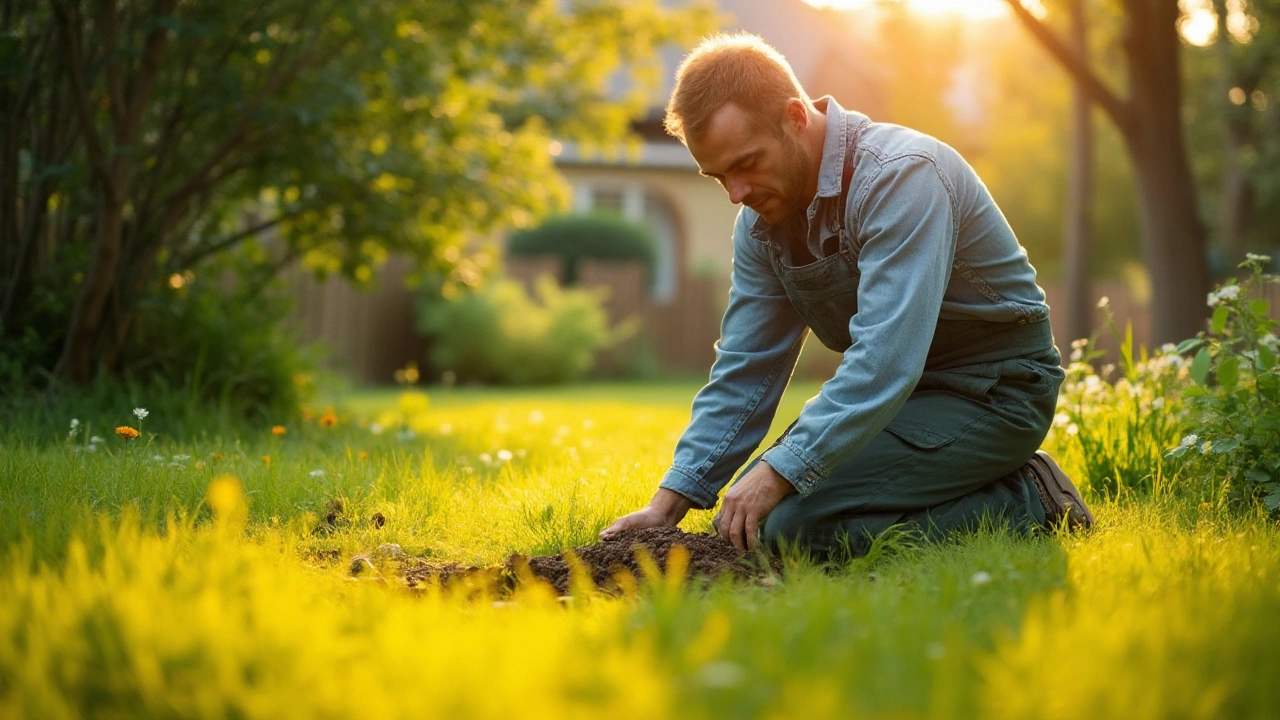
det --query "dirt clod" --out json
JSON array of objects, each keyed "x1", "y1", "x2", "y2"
[{"x1": 398, "y1": 527, "x2": 774, "y2": 596}]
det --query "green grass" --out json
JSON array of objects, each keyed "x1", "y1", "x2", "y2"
[{"x1": 2, "y1": 381, "x2": 1278, "y2": 718}]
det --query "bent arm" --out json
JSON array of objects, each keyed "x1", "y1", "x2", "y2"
[{"x1": 658, "y1": 210, "x2": 808, "y2": 509}]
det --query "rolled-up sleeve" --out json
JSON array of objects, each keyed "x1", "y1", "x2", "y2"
[
  {"x1": 658, "y1": 210, "x2": 808, "y2": 509},
  {"x1": 762, "y1": 156, "x2": 957, "y2": 495}
]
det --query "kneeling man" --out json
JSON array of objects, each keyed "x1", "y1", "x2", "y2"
[{"x1": 602, "y1": 33, "x2": 1092, "y2": 556}]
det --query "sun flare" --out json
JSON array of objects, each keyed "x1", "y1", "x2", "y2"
[{"x1": 803, "y1": 0, "x2": 1023, "y2": 19}]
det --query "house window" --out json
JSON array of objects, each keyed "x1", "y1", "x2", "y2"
[{"x1": 571, "y1": 182, "x2": 678, "y2": 304}]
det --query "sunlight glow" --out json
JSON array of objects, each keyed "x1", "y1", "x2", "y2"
[{"x1": 803, "y1": 0, "x2": 1042, "y2": 20}]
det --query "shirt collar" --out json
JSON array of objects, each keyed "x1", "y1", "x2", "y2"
[{"x1": 813, "y1": 96, "x2": 848, "y2": 199}]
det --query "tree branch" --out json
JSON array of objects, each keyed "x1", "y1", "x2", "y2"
[
  {"x1": 51, "y1": 0, "x2": 114, "y2": 201},
  {"x1": 1003, "y1": 0, "x2": 1135, "y2": 136},
  {"x1": 177, "y1": 208, "x2": 307, "y2": 269},
  {"x1": 158, "y1": 32, "x2": 352, "y2": 213}
]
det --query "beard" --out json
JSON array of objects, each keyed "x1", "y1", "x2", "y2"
[{"x1": 773, "y1": 130, "x2": 813, "y2": 221}]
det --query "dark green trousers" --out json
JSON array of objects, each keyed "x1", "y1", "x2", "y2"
[{"x1": 757, "y1": 319, "x2": 1064, "y2": 558}]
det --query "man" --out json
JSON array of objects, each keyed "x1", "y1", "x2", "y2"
[{"x1": 600, "y1": 33, "x2": 1093, "y2": 557}]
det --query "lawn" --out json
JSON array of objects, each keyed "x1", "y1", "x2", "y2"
[{"x1": 2, "y1": 380, "x2": 1279, "y2": 718}]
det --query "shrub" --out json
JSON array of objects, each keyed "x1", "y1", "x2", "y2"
[
  {"x1": 1056, "y1": 311, "x2": 1191, "y2": 498},
  {"x1": 1, "y1": 255, "x2": 318, "y2": 428},
  {"x1": 507, "y1": 214, "x2": 657, "y2": 286},
  {"x1": 1167, "y1": 254, "x2": 1280, "y2": 511},
  {"x1": 418, "y1": 275, "x2": 625, "y2": 385}
]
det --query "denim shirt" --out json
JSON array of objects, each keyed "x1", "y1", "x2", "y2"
[{"x1": 658, "y1": 97, "x2": 1052, "y2": 510}]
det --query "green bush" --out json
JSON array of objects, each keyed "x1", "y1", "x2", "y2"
[
  {"x1": 1, "y1": 256, "x2": 317, "y2": 428},
  {"x1": 1168, "y1": 254, "x2": 1280, "y2": 511},
  {"x1": 506, "y1": 214, "x2": 656, "y2": 286},
  {"x1": 418, "y1": 275, "x2": 624, "y2": 385}
]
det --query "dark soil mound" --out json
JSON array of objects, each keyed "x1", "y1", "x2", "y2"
[{"x1": 399, "y1": 527, "x2": 773, "y2": 596}]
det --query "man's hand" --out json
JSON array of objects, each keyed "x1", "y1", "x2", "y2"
[
  {"x1": 599, "y1": 488, "x2": 694, "y2": 540},
  {"x1": 715, "y1": 461, "x2": 796, "y2": 553}
]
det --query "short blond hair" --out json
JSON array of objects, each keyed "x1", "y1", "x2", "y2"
[{"x1": 664, "y1": 33, "x2": 812, "y2": 144}]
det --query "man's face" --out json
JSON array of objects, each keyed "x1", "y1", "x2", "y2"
[{"x1": 688, "y1": 102, "x2": 813, "y2": 225}]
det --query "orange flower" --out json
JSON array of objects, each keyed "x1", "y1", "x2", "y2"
[
  {"x1": 262, "y1": 455, "x2": 271, "y2": 466},
  {"x1": 115, "y1": 426, "x2": 139, "y2": 441},
  {"x1": 271, "y1": 425, "x2": 287, "y2": 436},
  {"x1": 211, "y1": 452, "x2": 224, "y2": 462},
  {"x1": 358, "y1": 451, "x2": 369, "y2": 460},
  {"x1": 318, "y1": 412, "x2": 338, "y2": 428}
]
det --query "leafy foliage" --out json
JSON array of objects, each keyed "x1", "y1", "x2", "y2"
[
  {"x1": 507, "y1": 213, "x2": 657, "y2": 286},
  {"x1": 418, "y1": 276, "x2": 628, "y2": 385},
  {"x1": 1168, "y1": 254, "x2": 1280, "y2": 510},
  {"x1": 1056, "y1": 310, "x2": 1190, "y2": 498},
  {"x1": 0, "y1": 0, "x2": 715, "y2": 383}
]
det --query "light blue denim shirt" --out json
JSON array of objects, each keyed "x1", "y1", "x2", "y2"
[{"x1": 658, "y1": 97, "x2": 1052, "y2": 509}]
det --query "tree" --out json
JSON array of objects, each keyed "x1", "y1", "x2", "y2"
[
  {"x1": 0, "y1": 0, "x2": 714, "y2": 384},
  {"x1": 1005, "y1": 0, "x2": 1211, "y2": 344}
]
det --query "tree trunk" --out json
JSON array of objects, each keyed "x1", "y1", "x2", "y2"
[
  {"x1": 1121, "y1": 0, "x2": 1210, "y2": 345},
  {"x1": 1062, "y1": 0, "x2": 1094, "y2": 347},
  {"x1": 1006, "y1": 0, "x2": 1211, "y2": 346},
  {"x1": 56, "y1": 202, "x2": 124, "y2": 382}
]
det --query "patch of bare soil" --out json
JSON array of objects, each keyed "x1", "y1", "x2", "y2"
[{"x1": 395, "y1": 527, "x2": 775, "y2": 596}]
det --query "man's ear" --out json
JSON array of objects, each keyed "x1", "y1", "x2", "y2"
[{"x1": 783, "y1": 98, "x2": 808, "y2": 133}]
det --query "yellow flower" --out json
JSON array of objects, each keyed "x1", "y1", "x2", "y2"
[
  {"x1": 271, "y1": 425, "x2": 287, "y2": 436},
  {"x1": 358, "y1": 451, "x2": 369, "y2": 460},
  {"x1": 115, "y1": 426, "x2": 139, "y2": 441},
  {"x1": 318, "y1": 412, "x2": 338, "y2": 428},
  {"x1": 262, "y1": 455, "x2": 271, "y2": 466}
]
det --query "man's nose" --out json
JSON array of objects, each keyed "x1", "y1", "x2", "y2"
[{"x1": 727, "y1": 178, "x2": 751, "y2": 205}]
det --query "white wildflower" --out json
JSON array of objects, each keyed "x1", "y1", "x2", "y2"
[
  {"x1": 1207, "y1": 285, "x2": 1240, "y2": 307},
  {"x1": 496, "y1": 449, "x2": 513, "y2": 462},
  {"x1": 1066, "y1": 423, "x2": 1080, "y2": 437},
  {"x1": 396, "y1": 428, "x2": 415, "y2": 442},
  {"x1": 1070, "y1": 347, "x2": 1084, "y2": 363},
  {"x1": 1177, "y1": 433, "x2": 1198, "y2": 451},
  {"x1": 1160, "y1": 343, "x2": 1177, "y2": 355},
  {"x1": 478, "y1": 452, "x2": 493, "y2": 465},
  {"x1": 152, "y1": 455, "x2": 165, "y2": 462},
  {"x1": 1260, "y1": 334, "x2": 1279, "y2": 353},
  {"x1": 90, "y1": 435, "x2": 104, "y2": 444},
  {"x1": 582, "y1": 419, "x2": 595, "y2": 430},
  {"x1": 439, "y1": 423, "x2": 453, "y2": 435},
  {"x1": 1200, "y1": 441, "x2": 1213, "y2": 455},
  {"x1": 1096, "y1": 296, "x2": 1110, "y2": 309},
  {"x1": 309, "y1": 469, "x2": 325, "y2": 478},
  {"x1": 1053, "y1": 413, "x2": 1070, "y2": 427},
  {"x1": 528, "y1": 410, "x2": 545, "y2": 424},
  {"x1": 1153, "y1": 397, "x2": 1165, "y2": 410},
  {"x1": 369, "y1": 422, "x2": 384, "y2": 435},
  {"x1": 971, "y1": 571, "x2": 993, "y2": 586},
  {"x1": 133, "y1": 408, "x2": 149, "y2": 420},
  {"x1": 1245, "y1": 252, "x2": 1271, "y2": 263},
  {"x1": 172, "y1": 454, "x2": 190, "y2": 461}
]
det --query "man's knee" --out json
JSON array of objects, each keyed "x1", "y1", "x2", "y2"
[{"x1": 760, "y1": 495, "x2": 808, "y2": 552}]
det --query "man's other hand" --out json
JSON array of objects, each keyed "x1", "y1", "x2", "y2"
[
  {"x1": 599, "y1": 488, "x2": 694, "y2": 540},
  {"x1": 716, "y1": 461, "x2": 796, "y2": 553}
]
